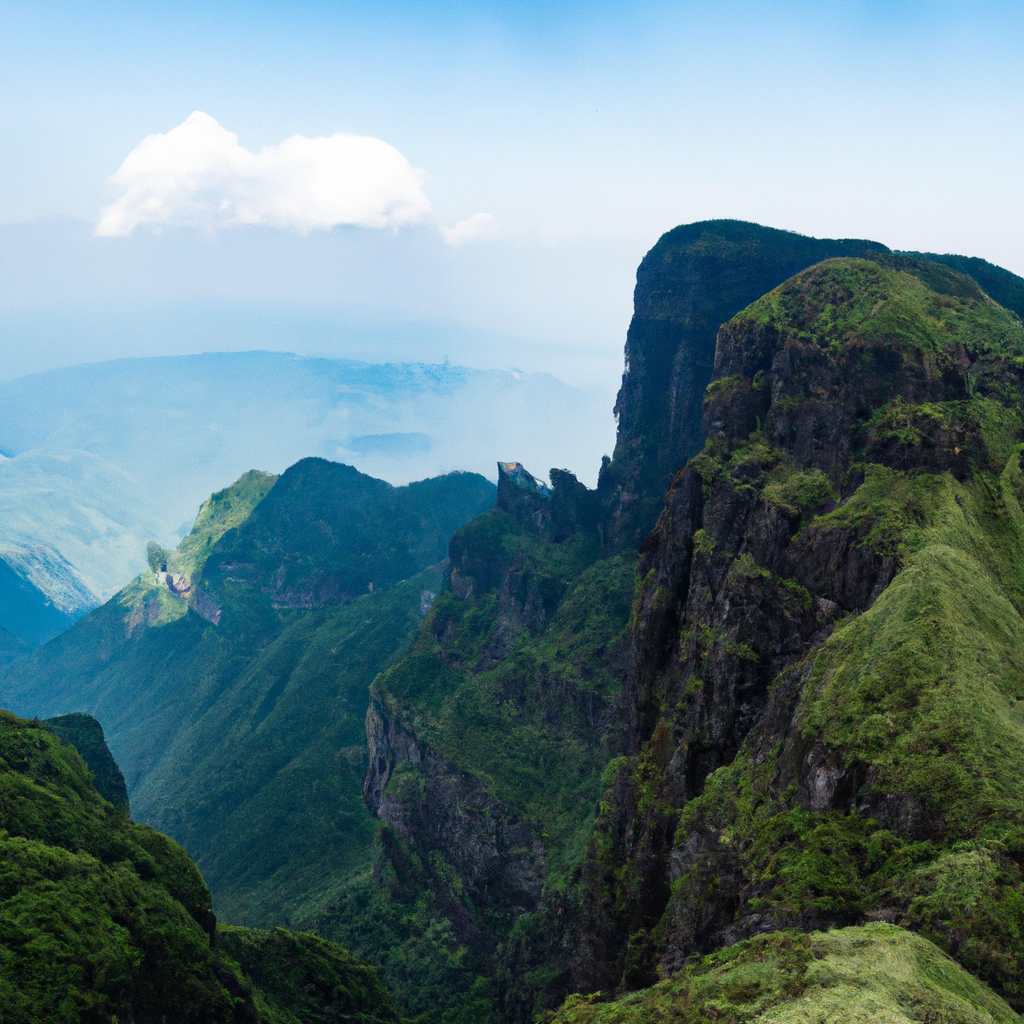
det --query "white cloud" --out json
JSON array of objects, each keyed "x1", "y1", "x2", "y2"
[
  {"x1": 95, "y1": 111, "x2": 433, "y2": 236},
  {"x1": 441, "y1": 212, "x2": 503, "y2": 247}
]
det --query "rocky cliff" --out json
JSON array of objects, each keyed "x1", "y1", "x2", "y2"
[
  {"x1": 354, "y1": 230, "x2": 1024, "y2": 1022},
  {"x1": 582, "y1": 252, "x2": 1024, "y2": 1007},
  {"x1": 597, "y1": 220, "x2": 891, "y2": 550}
]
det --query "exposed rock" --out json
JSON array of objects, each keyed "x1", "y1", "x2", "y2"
[
  {"x1": 190, "y1": 587, "x2": 222, "y2": 625},
  {"x1": 598, "y1": 220, "x2": 889, "y2": 550},
  {"x1": 365, "y1": 696, "x2": 546, "y2": 956}
]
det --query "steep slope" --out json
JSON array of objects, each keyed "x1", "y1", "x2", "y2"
[
  {"x1": 316, "y1": 462, "x2": 634, "y2": 1024},
  {"x1": 582, "y1": 254, "x2": 1024, "y2": 1007},
  {"x1": 0, "y1": 458, "x2": 494, "y2": 936},
  {"x1": 552, "y1": 924, "x2": 1016, "y2": 1024},
  {"x1": 598, "y1": 220, "x2": 890, "y2": 549},
  {"x1": 0, "y1": 625, "x2": 29, "y2": 667},
  {"x1": 46, "y1": 711, "x2": 129, "y2": 811},
  {"x1": 902, "y1": 250, "x2": 1024, "y2": 321},
  {"x1": 0, "y1": 709, "x2": 402, "y2": 1023}
]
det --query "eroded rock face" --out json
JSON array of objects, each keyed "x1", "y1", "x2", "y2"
[
  {"x1": 364, "y1": 697, "x2": 546, "y2": 956},
  {"x1": 578, "y1": 253, "x2": 1024, "y2": 991},
  {"x1": 598, "y1": 221, "x2": 889, "y2": 551}
]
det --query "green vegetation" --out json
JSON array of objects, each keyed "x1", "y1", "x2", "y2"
[
  {"x1": 374, "y1": 510, "x2": 634, "y2": 882},
  {"x1": 0, "y1": 709, "x2": 404, "y2": 1022},
  {"x1": 319, "y1": 504, "x2": 637, "y2": 1022},
  {"x1": 320, "y1": 842, "x2": 499, "y2": 1024},
  {"x1": 201, "y1": 460, "x2": 495, "y2": 605},
  {"x1": 552, "y1": 925, "x2": 1016, "y2": 1023},
  {"x1": 0, "y1": 459, "x2": 495, "y2": 1022},
  {"x1": 15, "y1": 239, "x2": 1024, "y2": 1020},
  {"x1": 608, "y1": 255, "x2": 1024, "y2": 1009},
  {"x1": 173, "y1": 468, "x2": 278, "y2": 578},
  {"x1": 44, "y1": 712, "x2": 129, "y2": 812},
  {"x1": 745, "y1": 256, "x2": 1024, "y2": 358},
  {"x1": 0, "y1": 460, "x2": 495, "y2": 994},
  {"x1": 219, "y1": 925, "x2": 405, "y2": 1024}
]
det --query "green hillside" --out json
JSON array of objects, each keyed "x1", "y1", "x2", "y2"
[
  {"x1": 0, "y1": 459, "x2": 494, "y2": 939},
  {"x1": 0, "y1": 709, "x2": 402, "y2": 1023},
  {"x1": 551, "y1": 924, "x2": 1015, "y2": 1024}
]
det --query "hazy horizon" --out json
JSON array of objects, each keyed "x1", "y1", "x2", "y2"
[{"x1": 4, "y1": 2, "x2": 1024, "y2": 386}]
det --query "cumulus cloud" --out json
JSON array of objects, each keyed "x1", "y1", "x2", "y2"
[
  {"x1": 95, "y1": 111, "x2": 433, "y2": 236},
  {"x1": 440, "y1": 212, "x2": 503, "y2": 247}
]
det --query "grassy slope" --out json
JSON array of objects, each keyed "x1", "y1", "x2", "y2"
[
  {"x1": 627, "y1": 257, "x2": 1024, "y2": 1003},
  {"x1": 376, "y1": 515, "x2": 635, "y2": 881},
  {"x1": 174, "y1": 467, "x2": 279, "y2": 578},
  {"x1": 552, "y1": 924, "x2": 1016, "y2": 1024}
]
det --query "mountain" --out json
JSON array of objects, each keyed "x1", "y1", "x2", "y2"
[
  {"x1": 0, "y1": 708, "x2": 403, "y2": 1023},
  {"x1": 0, "y1": 459, "x2": 495, "y2": 937},
  {"x1": 0, "y1": 352, "x2": 613, "y2": 605},
  {"x1": 316, "y1": 228, "x2": 1024, "y2": 1022},
  {"x1": 9, "y1": 219, "x2": 1024, "y2": 1022},
  {"x1": 0, "y1": 543, "x2": 93, "y2": 651},
  {"x1": 594, "y1": 221, "x2": 892, "y2": 550}
]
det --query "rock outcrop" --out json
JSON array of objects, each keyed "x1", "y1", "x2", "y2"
[
  {"x1": 579, "y1": 253, "x2": 1024, "y2": 1005},
  {"x1": 598, "y1": 220, "x2": 890, "y2": 550}
]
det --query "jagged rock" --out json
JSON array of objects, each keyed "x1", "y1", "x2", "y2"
[{"x1": 364, "y1": 696, "x2": 546, "y2": 954}]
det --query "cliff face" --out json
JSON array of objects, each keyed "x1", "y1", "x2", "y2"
[
  {"x1": 583, "y1": 254, "x2": 1024, "y2": 1006},
  {"x1": 599, "y1": 220, "x2": 889, "y2": 550},
  {"x1": 350, "y1": 464, "x2": 634, "y2": 1022},
  {"x1": 45, "y1": 711, "x2": 130, "y2": 812}
]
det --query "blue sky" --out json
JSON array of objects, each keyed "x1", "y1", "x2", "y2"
[{"x1": 2, "y1": 0, "x2": 1023, "y2": 385}]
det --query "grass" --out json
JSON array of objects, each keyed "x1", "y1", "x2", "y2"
[{"x1": 551, "y1": 924, "x2": 1016, "y2": 1023}]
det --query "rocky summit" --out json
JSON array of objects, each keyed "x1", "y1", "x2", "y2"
[{"x1": 6, "y1": 220, "x2": 1024, "y2": 1023}]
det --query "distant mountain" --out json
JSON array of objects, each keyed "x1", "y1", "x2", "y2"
[
  {"x1": 0, "y1": 458, "x2": 495, "y2": 938},
  {"x1": 0, "y1": 544, "x2": 91, "y2": 649},
  {"x1": 0, "y1": 352, "x2": 613, "y2": 608}
]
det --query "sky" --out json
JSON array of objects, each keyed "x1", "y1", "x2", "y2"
[{"x1": 2, "y1": 0, "x2": 1024, "y2": 389}]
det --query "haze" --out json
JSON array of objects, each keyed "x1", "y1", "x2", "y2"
[{"x1": 3, "y1": 0, "x2": 1024, "y2": 388}]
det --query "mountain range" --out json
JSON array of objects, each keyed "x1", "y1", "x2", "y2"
[
  {"x1": 0, "y1": 352, "x2": 613, "y2": 655},
  {"x1": 6, "y1": 218, "x2": 1024, "y2": 1022}
]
